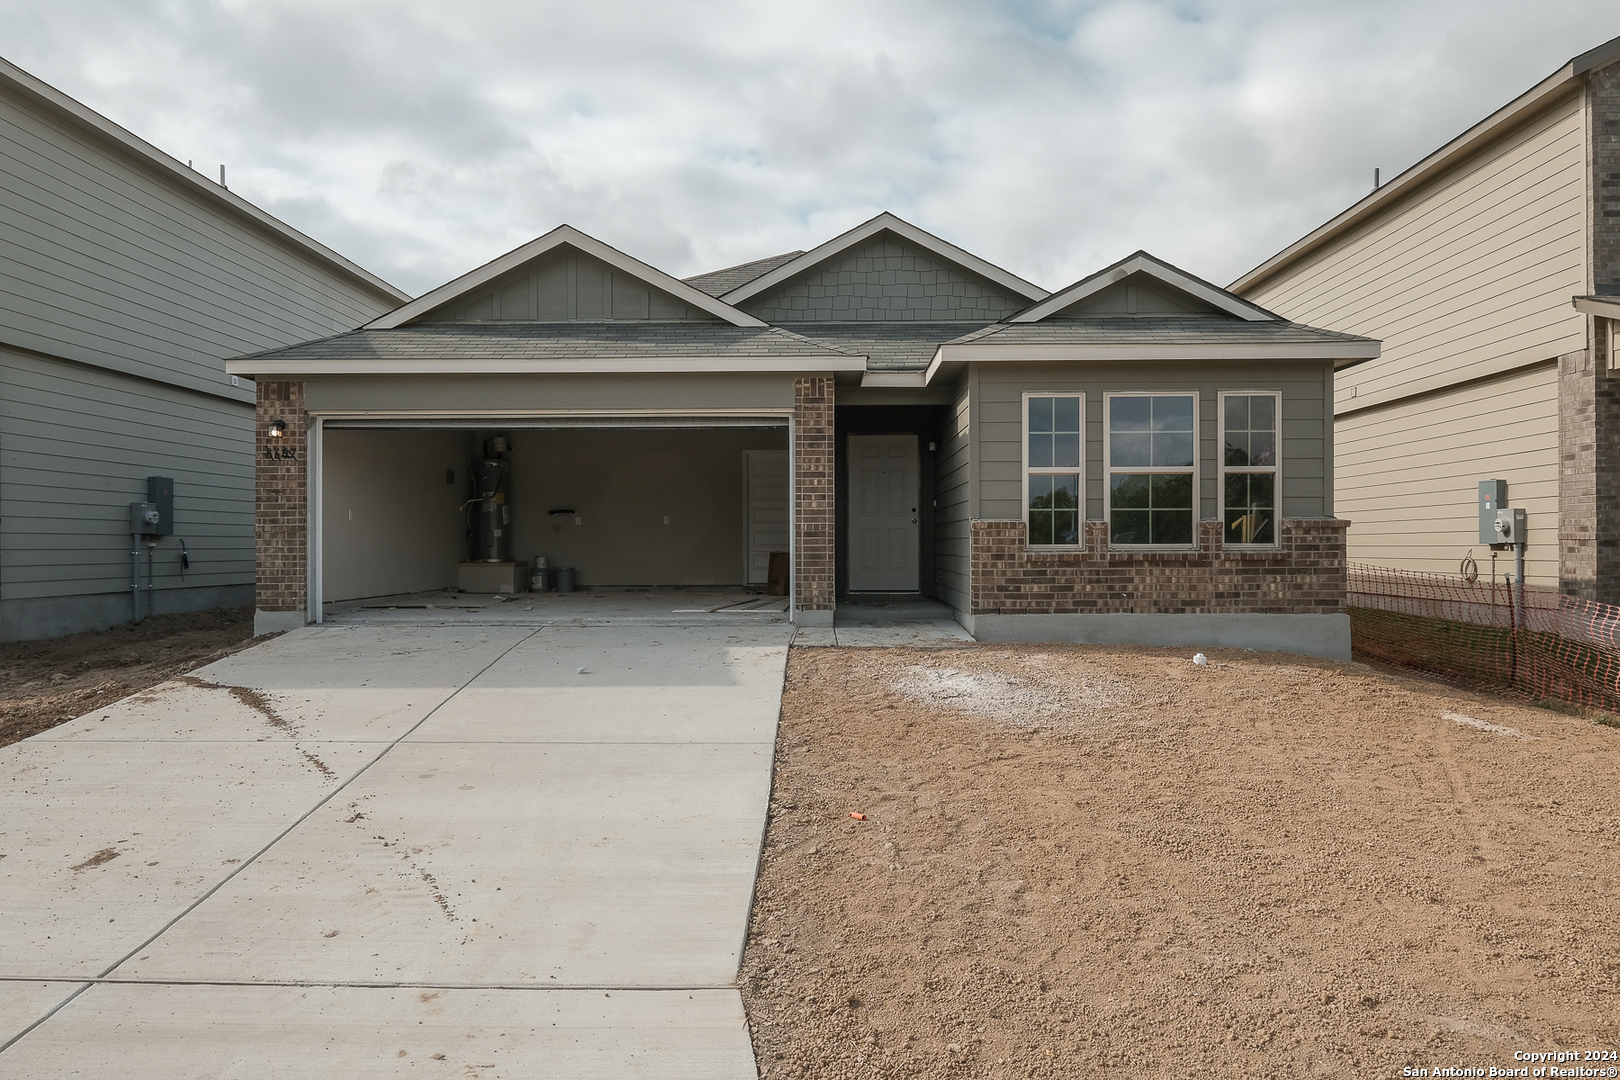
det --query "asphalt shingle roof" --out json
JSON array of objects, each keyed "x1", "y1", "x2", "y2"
[
  {"x1": 682, "y1": 252, "x2": 805, "y2": 298},
  {"x1": 944, "y1": 317, "x2": 1376, "y2": 348},
  {"x1": 240, "y1": 322, "x2": 862, "y2": 361}
]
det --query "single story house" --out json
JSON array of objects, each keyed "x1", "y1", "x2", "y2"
[{"x1": 227, "y1": 213, "x2": 1378, "y2": 659}]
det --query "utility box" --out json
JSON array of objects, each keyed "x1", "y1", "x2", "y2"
[
  {"x1": 1493, "y1": 507, "x2": 1527, "y2": 548},
  {"x1": 130, "y1": 502, "x2": 161, "y2": 535},
  {"x1": 146, "y1": 476, "x2": 174, "y2": 535},
  {"x1": 1478, "y1": 479, "x2": 1508, "y2": 545}
]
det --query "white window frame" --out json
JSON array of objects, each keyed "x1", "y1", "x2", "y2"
[
  {"x1": 1218, "y1": 390, "x2": 1282, "y2": 550},
  {"x1": 1021, "y1": 391, "x2": 1085, "y2": 550},
  {"x1": 1103, "y1": 390, "x2": 1199, "y2": 550}
]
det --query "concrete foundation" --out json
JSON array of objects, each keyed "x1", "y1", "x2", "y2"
[
  {"x1": 1, "y1": 584, "x2": 252, "y2": 643},
  {"x1": 253, "y1": 609, "x2": 307, "y2": 636},
  {"x1": 960, "y1": 611, "x2": 1352, "y2": 661}
]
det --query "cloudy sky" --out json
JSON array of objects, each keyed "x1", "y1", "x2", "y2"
[{"x1": 3, "y1": 1, "x2": 1617, "y2": 297}]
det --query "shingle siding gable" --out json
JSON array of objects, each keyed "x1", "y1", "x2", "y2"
[{"x1": 739, "y1": 234, "x2": 1027, "y2": 322}]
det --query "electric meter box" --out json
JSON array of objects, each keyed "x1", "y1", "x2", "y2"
[
  {"x1": 1493, "y1": 507, "x2": 1526, "y2": 547},
  {"x1": 1478, "y1": 479, "x2": 1508, "y2": 545},
  {"x1": 130, "y1": 502, "x2": 161, "y2": 535},
  {"x1": 146, "y1": 476, "x2": 174, "y2": 535}
]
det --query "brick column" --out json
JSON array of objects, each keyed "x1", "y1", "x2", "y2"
[
  {"x1": 794, "y1": 377, "x2": 835, "y2": 618},
  {"x1": 255, "y1": 380, "x2": 308, "y2": 633}
]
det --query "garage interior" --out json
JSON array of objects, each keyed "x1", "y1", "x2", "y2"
[{"x1": 318, "y1": 422, "x2": 790, "y2": 610}]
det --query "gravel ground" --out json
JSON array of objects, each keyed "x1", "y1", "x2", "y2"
[{"x1": 741, "y1": 644, "x2": 1620, "y2": 1079}]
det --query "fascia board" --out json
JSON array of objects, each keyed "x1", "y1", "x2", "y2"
[
  {"x1": 719, "y1": 212, "x2": 1050, "y2": 305},
  {"x1": 859, "y1": 371, "x2": 928, "y2": 387},
  {"x1": 924, "y1": 343, "x2": 1376, "y2": 384},
  {"x1": 1230, "y1": 59, "x2": 1586, "y2": 295},
  {"x1": 0, "y1": 58, "x2": 409, "y2": 306},
  {"x1": 1014, "y1": 255, "x2": 1275, "y2": 323},
  {"x1": 365, "y1": 226, "x2": 767, "y2": 329},
  {"x1": 226, "y1": 355, "x2": 868, "y2": 376},
  {"x1": 1573, "y1": 296, "x2": 1620, "y2": 317}
]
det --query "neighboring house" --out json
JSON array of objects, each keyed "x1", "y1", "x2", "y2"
[
  {"x1": 0, "y1": 56, "x2": 408, "y2": 641},
  {"x1": 1230, "y1": 34, "x2": 1620, "y2": 602},
  {"x1": 228, "y1": 213, "x2": 1376, "y2": 658}
]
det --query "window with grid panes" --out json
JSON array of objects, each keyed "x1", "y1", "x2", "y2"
[
  {"x1": 1106, "y1": 393, "x2": 1195, "y2": 546},
  {"x1": 1024, "y1": 394, "x2": 1082, "y2": 546},
  {"x1": 1220, "y1": 392, "x2": 1279, "y2": 546}
]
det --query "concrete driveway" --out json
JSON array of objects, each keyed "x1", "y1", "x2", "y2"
[{"x1": 0, "y1": 621, "x2": 791, "y2": 1077}]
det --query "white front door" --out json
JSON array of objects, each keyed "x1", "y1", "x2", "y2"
[
  {"x1": 745, "y1": 450, "x2": 789, "y2": 585},
  {"x1": 848, "y1": 434, "x2": 919, "y2": 592}
]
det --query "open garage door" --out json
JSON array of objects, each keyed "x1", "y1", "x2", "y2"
[{"x1": 313, "y1": 417, "x2": 790, "y2": 612}]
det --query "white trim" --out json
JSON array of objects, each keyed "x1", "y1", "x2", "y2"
[
  {"x1": 860, "y1": 371, "x2": 928, "y2": 387},
  {"x1": 227, "y1": 355, "x2": 866, "y2": 376},
  {"x1": 309, "y1": 416, "x2": 324, "y2": 625},
  {"x1": 788, "y1": 412, "x2": 798, "y2": 624},
  {"x1": 1216, "y1": 390, "x2": 1283, "y2": 550},
  {"x1": 923, "y1": 339, "x2": 1379, "y2": 384},
  {"x1": 1573, "y1": 296, "x2": 1620, "y2": 318},
  {"x1": 364, "y1": 225, "x2": 765, "y2": 329},
  {"x1": 1102, "y1": 391, "x2": 1200, "y2": 551},
  {"x1": 308, "y1": 407, "x2": 794, "y2": 421},
  {"x1": 1021, "y1": 392, "x2": 1086, "y2": 551},
  {"x1": 719, "y1": 212, "x2": 1049, "y2": 306},
  {"x1": 0, "y1": 57, "x2": 409, "y2": 306},
  {"x1": 1012, "y1": 253, "x2": 1277, "y2": 323}
]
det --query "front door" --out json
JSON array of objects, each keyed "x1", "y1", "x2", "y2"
[{"x1": 847, "y1": 434, "x2": 919, "y2": 592}]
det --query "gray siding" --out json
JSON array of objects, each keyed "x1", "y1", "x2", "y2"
[
  {"x1": 0, "y1": 76, "x2": 402, "y2": 639},
  {"x1": 933, "y1": 380, "x2": 971, "y2": 611},
  {"x1": 0, "y1": 348, "x2": 254, "y2": 617},
  {"x1": 972, "y1": 361, "x2": 1332, "y2": 524},
  {"x1": 419, "y1": 248, "x2": 722, "y2": 323},
  {"x1": 741, "y1": 234, "x2": 1027, "y2": 322}
]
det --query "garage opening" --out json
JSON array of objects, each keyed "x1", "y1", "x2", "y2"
[{"x1": 315, "y1": 418, "x2": 790, "y2": 613}]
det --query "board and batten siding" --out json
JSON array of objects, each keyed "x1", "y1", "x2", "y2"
[
  {"x1": 1335, "y1": 363, "x2": 1558, "y2": 587},
  {"x1": 0, "y1": 88, "x2": 396, "y2": 403},
  {"x1": 1240, "y1": 91, "x2": 1587, "y2": 415},
  {"x1": 970, "y1": 361, "x2": 1331, "y2": 525},
  {"x1": 933, "y1": 380, "x2": 972, "y2": 613},
  {"x1": 0, "y1": 347, "x2": 254, "y2": 636}
]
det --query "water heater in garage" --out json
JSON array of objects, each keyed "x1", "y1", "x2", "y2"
[{"x1": 472, "y1": 458, "x2": 510, "y2": 563}]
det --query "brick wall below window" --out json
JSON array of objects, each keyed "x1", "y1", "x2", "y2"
[{"x1": 970, "y1": 518, "x2": 1348, "y2": 615}]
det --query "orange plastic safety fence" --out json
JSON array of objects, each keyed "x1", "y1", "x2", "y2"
[{"x1": 1347, "y1": 562, "x2": 1620, "y2": 712}]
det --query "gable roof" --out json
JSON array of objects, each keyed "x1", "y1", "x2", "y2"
[
  {"x1": 1013, "y1": 251, "x2": 1280, "y2": 323},
  {"x1": 365, "y1": 225, "x2": 767, "y2": 329},
  {"x1": 718, "y1": 212, "x2": 1049, "y2": 307},
  {"x1": 0, "y1": 56, "x2": 408, "y2": 306},
  {"x1": 1230, "y1": 33, "x2": 1620, "y2": 295},
  {"x1": 683, "y1": 251, "x2": 805, "y2": 297}
]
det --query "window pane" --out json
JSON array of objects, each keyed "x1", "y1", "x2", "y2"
[
  {"x1": 1029, "y1": 512, "x2": 1054, "y2": 546},
  {"x1": 1111, "y1": 510, "x2": 1150, "y2": 545},
  {"x1": 1110, "y1": 473, "x2": 1151, "y2": 509},
  {"x1": 1151, "y1": 509, "x2": 1193, "y2": 545},
  {"x1": 1150, "y1": 473, "x2": 1193, "y2": 511},
  {"x1": 1053, "y1": 395, "x2": 1080, "y2": 432},
  {"x1": 1054, "y1": 510, "x2": 1079, "y2": 545},
  {"x1": 1053, "y1": 432, "x2": 1080, "y2": 469},
  {"x1": 1029, "y1": 473, "x2": 1054, "y2": 503},
  {"x1": 1110, "y1": 396, "x2": 1151, "y2": 431},
  {"x1": 1250, "y1": 395, "x2": 1275, "y2": 432},
  {"x1": 1225, "y1": 433, "x2": 1250, "y2": 466},
  {"x1": 1152, "y1": 431, "x2": 1194, "y2": 468},
  {"x1": 1224, "y1": 394, "x2": 1249, "y2": 433},
  {"x1": 1029, "y1": 396, "x2": 1054, "y2": 433},
  {"x1": 1030, "y1": 474, "x2": 1078, "y2": 510},
  {"x1": 1029, "y1": 433, "x2": 1054, "y2": 468},
  {"x1": 1225, "y1": 473, "x2": 1275, "y2": 545},
  {"x1": 1111, "y1": 431, "x2": 1151, "y2": 468},
  {"x1": 1153, "y1": 395, "x2": 1194, "y2": 432},
  {"x1": 1249, "y1": 432, "x2": 1276, "y2": 467}
]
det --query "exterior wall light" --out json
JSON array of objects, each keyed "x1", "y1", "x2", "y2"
[{"x1": 269, "y1": 419, "x2": 287, "y2": 438}]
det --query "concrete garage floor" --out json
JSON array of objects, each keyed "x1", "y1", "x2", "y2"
[
  {"x1": 325, "y1": 586, "x2": 790, "y2": 626},
  {"x1": 0, "y1": 622, "x2": 791, "y2": 1077}
]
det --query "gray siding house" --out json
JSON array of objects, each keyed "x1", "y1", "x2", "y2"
[
  {"x1": 231, "y1": 214, "x2": 1375, "y2": 658},
  {"x1": 0, "y1": 56, "x2": 408, "y2": 640}
]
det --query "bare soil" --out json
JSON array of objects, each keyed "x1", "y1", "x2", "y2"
[
  {"x1": 742, "y1": 644, "x2": 1620, "y2": 1079},
  {"x1": 0, "y1": 606, "x2": 261, "y2": 747}
]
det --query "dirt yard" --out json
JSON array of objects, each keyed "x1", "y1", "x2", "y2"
[
  {"x1": 0, "y1": 606, "x2": 259, "y2": 747},
  {"x1": 742, "y1": 645, "x2": 1620, "y2": 1079}
]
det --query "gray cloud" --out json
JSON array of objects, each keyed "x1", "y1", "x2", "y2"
[{"x1": 2, "y1": 0, "x2": 1615, "y2": 296}]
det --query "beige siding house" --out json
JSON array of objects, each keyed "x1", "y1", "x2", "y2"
[
  {"x1": 0, "y1": 56, "x2": 407, "y2": 639},
  {"x1": 1230, "y1": 35, "x2": 1620, "y2": 600}
]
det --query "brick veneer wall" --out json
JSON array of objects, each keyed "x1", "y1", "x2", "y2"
[
  {"x1": 255, "y1": 380, "x2": 308, "y2": 615},
  {"x1": 970, "y1": 518, "x2": 1348, "y2": 616},
  {"x1": 794, "y1": 377, "x2": 835, "y2": 612}
]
